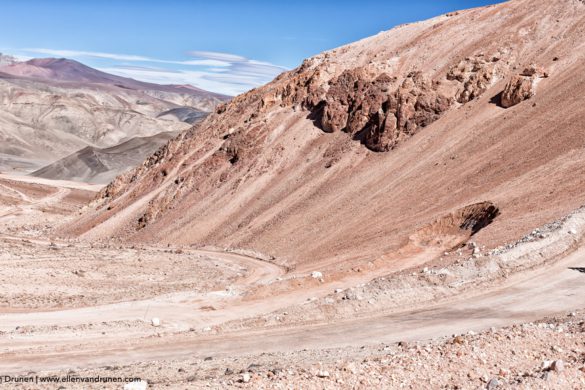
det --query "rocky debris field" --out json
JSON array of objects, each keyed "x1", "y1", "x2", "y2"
[{"x1": 26, "y1": 310, "x2": 585, "y2": 389}]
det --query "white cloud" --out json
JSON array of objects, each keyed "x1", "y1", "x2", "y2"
[
  {"x1": 24, "y1": 49, "x2": 232, "y2": 67},
  {"x1": 181, "y1": 59, "x2": 231, "y2": 67},
  {"x1": 100, "y1": 65, "x2": 281, "y2": 96},
  {"x1": 187, "y1": 51, "x2": 248, "y2": 63},
  {"x1": 12, "y1": 54, "x2": 33, "y2": 61}
]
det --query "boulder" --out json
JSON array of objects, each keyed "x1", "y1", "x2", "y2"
[
  {"x1": 486, "y1": 378, "x2": 500, "y2": 389},
  {"x1": 447, "y1": 53, "x2": 504, "y2": 103},
  {"x1": 501, "y1": 75, "x2": 534, "y2": 108},
  {"x1": 501, "y1": 65, "x2": 548, "y2": 108},
  {"x1": 551, "y1": 359, "x2": 564, "y2": 372}
]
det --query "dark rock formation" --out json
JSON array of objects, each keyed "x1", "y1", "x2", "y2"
[{"x1": 317, "y1": 70, "x2": 451, "y2": 152}]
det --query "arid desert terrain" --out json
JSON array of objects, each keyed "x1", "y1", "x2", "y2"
[{"x1": 1, "y1": 0, "x2": 585, "y2": 389}]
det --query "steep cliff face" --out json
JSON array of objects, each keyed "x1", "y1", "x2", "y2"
[{"x1": 63, "y1": 0, "x2": 585, "y2": 270}]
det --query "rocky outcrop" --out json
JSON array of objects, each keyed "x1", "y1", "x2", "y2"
[
  {"x1": 317, "y1": 70, "x2": 452, "y2": 152},
  {"x1": 219, "y1": 128, "x2": 260, "y2": 165},
  {"x1": 501, "y1": 75, "x2": 535, "y2": 108},
  {"x1": 447, "y1": 53, "x2": 506, "y2": 103},
  {"x1": 259, "y1": 59, "x2": 328, "y2": 111},
  {"x1": 365, "y1": 73, "x2": 452, "y2": 152},
  {"x1": 320, "y1": 68, "x2": 387, "y2": 133},
  {"x1": 261, "y1": 64, "x2": 454, "y2": 153},
  {"x1": 501, "y1": 65, "x2": 548, "y2": 108}
]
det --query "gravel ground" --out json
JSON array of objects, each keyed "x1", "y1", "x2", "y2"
[{"x1": 16, "y1": 310, "x2": 583, "y2": 389}]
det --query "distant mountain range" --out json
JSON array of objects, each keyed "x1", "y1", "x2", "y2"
[
  {"x1": 0, "y1": 55, "x2": 228, "y2": 108},
  {"x1": 0, "y1": 54, "x2": 229, "y2": 178}
]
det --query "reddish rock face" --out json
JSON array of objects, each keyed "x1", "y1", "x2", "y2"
[{"x1": 317, "y1": 70, "x2": 451, "y2": 152}]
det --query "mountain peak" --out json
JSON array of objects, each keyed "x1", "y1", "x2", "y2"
[{"x1": 26, "y1": 57, "x2": 80, "y2": 67}]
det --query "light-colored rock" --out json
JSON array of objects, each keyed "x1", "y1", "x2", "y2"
[
  {"x1": 311, "y1": 271, "x2": 323, "y2": 279},
  {"x1": 124, "y1": 380, "x2": 148, "y2": 390},
  {"x1": 242, "y1": 372, "x2": 251, "y2": 383},
  {"x1": 151, "y1": 317, "x2": 161, "y2": 327},
  {"x1": 521, "y1": 64, "x2": 548, "y2": 78},
  {"x1": 316, "y1": 370, "x2": 330, "y2": 378},
  {"x1": 551, "y1": 360, "x2": 564, "y2": 372}
]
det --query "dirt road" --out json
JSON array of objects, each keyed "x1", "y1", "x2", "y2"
[
  {"x1": 0, "y1": 176, "x2": 583, "y2": 379},
  {"x1": 0, "y1": 233, "x2": 583, "y2": 374}
]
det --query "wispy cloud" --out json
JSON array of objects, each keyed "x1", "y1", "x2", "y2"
[
  {"x1": 188, "y1": 51, "x2": 247, "y2": 63},
  {"x1": 99, "y1": 66, "x2": 278, "y2": 96},
  {"x1": 19, "y1": 48, "x2": 287, "y2": 95},
  {"x1": 110, "y1": 65, "x2": 183, "y2": 74}
]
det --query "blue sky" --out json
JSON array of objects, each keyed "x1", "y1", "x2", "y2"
[{"x1": 0, "y1": 0, "x2": 502, "y2": 95}]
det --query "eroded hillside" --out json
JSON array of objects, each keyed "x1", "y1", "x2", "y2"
[{"x1": 64, "y1": 0, "x2": 585, "y2": 271}]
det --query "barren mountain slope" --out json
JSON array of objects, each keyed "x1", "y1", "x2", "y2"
[
  {"x1": 63, "y1": 0, "x2": 585, "y2": 271},
  {"x1": 0, "y1": 59, "x2": 228, "y2": 172}
]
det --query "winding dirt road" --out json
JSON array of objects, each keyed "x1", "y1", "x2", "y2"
[
  {"x1": 0, "y1": 175, "x2": 583, "y2": 378},
  {"x1": 0, "y1": 234, "x2": 584, "y2": 374}
]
